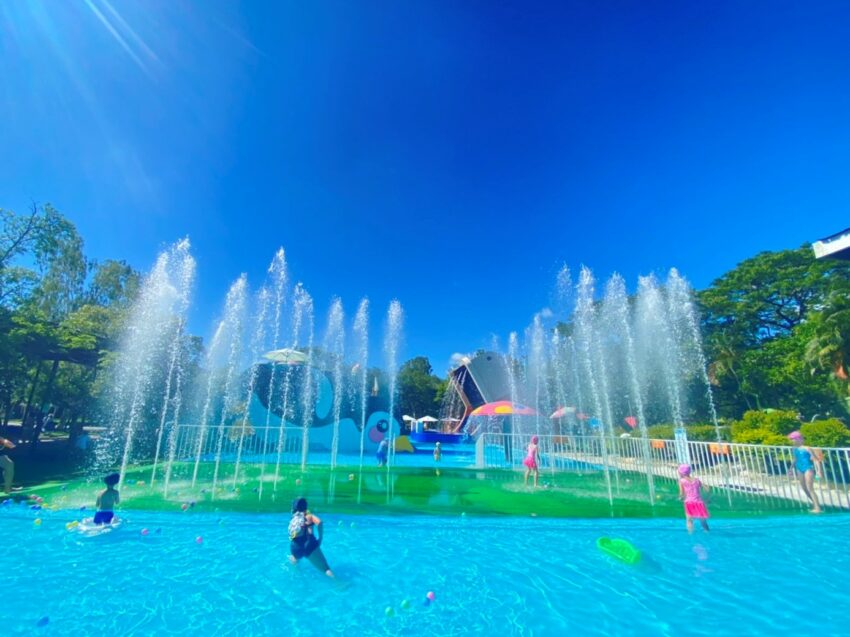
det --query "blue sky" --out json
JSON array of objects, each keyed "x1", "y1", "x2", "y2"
[{"x1": 2, "y1": 1, "x2": 849, "y2": 371}]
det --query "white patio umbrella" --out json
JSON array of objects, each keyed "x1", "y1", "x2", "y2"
[
  {"x1": 263, "y1": 348, "x2": 308, "y2": 365},
  {"x1": 402, "y1": 415, "x2": 417, "y2": 423},
  {"x1": 418, "y1": 416, "x2": 438, "y2": 423}
]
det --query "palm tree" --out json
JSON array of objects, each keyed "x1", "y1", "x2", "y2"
[{"x1": 806, "y1": 284, "x2": 850, "y2": 384}]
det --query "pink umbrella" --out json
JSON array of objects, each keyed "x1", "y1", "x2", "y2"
[
  {"x1": 470, "y1": 401, "x2": 537, "y2": 417},
  {"x1": 624, "y1": 416, "x2": 637, "y2": 429},
  {"x1": 550, "y1": 406, "x2": 577, "y2": 419}
]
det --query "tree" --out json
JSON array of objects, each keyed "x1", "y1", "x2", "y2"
[
  {"x1": 700, "y1": 247, "x2": 850, "y2": 417},
  {"x1": 700, "y1": 246, "x2": 849, "y2": 342},
  {"x1": 397, "y1": 357, "x2": 443, "y2": 420},
  {"x1": 806, "y1": 278, "x2": 850, "y2": 408}
]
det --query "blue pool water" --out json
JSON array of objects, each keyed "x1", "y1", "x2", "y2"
[{"x1": 2, "y1": 506, "x2": 848, "y2": 636}]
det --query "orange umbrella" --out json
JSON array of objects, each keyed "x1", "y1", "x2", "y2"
[{"x1": 470, "y1": 401, "x2": 537, "y2": 417}]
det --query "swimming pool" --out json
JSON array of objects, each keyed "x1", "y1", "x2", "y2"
[{"x1": 2, "y1": 506, "x2": 847, "y2": 636}]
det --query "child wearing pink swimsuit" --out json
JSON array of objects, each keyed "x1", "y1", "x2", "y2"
[
  {"x1": 523, "y1": 435, "x2": 540, "y2": 487},
  {"x1": 678, "y1": 464, "x2": 710, "y2": 533}
]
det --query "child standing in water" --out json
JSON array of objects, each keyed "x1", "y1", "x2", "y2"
[
  {"x1": 678, "y1": 464, "x2": 709, "y2": 533},
  {"x1": 94, "y1": 473, "x2": 120, "y2": 525},
  {"x1": 433, "y1": 441, "x2": 442, "y2": 463},
  {"x1": 288, "y1": 497, "x2": 334, "y2": 578},
  {"x1": 523, "y1": 435, "x2": 540, "y2": 487},
  {"x1": 376, "y1": 439, "x2": 389, "y2": 466},
  {"x1": 788, "y1": 431, "x2": 823, "y2": 513}
]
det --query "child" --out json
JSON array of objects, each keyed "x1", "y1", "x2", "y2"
[
  {"x1": 376, "y1": 439, "x2": 389, "y2": 466},
  {"x1": 523, "y1": 435, "x2": 540, "y2": 487},
  {"x1": 433, "y1": 441, "x2": 442, "y2": 463},
  {"x1": 288, "y1": 497, "x2": 334, "y2": 578},
  {"x1": 94, "y1": 473, "x2": 120, "y2": 525},
  {"x1": 788, "y1": 431, "x2": 823, "y2": 514},
  {"x1": 0, "y1": 436, "x2": 15, "y2": 494},
  {"x1": 678, "y1": 464, "x2": 709, "y2": 533}
]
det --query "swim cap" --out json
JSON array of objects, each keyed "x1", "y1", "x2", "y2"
[
  {"x1": 788, "y1": 431, "x2": 803, "y2": 441},
  {"x1": 531, "y1": 435, "x2": 539, "y2": 444},
  {"x1": 292, "y1": 497, "x2": 308, "y2": 513},
  {"x1": 104, "y1": 473, "x2": 120, "y2": 486},
  {"x1": 677, "y1": 464, "x2": 691, "y2": 477}
]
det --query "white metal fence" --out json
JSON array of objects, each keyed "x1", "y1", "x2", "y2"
[
  {"x1": 477, "y1": 432, "x2": 850, "y2": 511},
  {"x1": 167, "y1": 423, "x2": 305, "y2": 467},
  {"x1": 166, "y1": 424, "x2": 850, "y2": 511}
]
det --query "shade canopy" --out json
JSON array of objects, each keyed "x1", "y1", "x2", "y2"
[
  {"x1": 263, "y1": 348, "x2": 308, "y2": 365},
  {"x1": 470, "y1": 401, "x2": 537, "y2": 417},
  {"x1": 550, "y1": 406, "x2": 576, "y2": 419},
  {"x1": 418, "y1": 416, "x2": 438, "y2": 423}
]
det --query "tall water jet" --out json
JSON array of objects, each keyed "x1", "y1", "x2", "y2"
[
  {"x1": 666, "y1": 269, "x2": 722, "y2": 440},
  {"x1": 150, "y1": 240, "x2": 196, "y2": 489},
  {"x1": 528, "y1": 314, "x2": 548, "y2": 438},
  {"x1": 636, "y1": 275, "x2": 684, "y2": 426},
  {"x1": 210, "y1": 276, "x2": 248, "y2": 495},
  {"x1": 324, "y1": 298, "x2": 346, "y2": 469},
  {"x1": 575, "y1": 266, "x2": 613, "y2": 504},
  {"x1": 383, "y1": 301, "x2": 404, "y2": 477},
  {"x1": 232, "y1": 287, "x2": 270, "y2": 489},
  {"x1": 104, "y1": 240, "x2": 194, "y2": 486},
  {"x1": 353, "y1": 298, "x2": 369, "y2": 500},
  {"x1": 605, "y1": 273, "x2": 655, "y2": 501},
  {"x1": 191, "y1": 275, "x2": 248, "y2": 488},
  {"x1": 257, "y1": 249, "x2": 287, "y2": 497},
  {"x1": 298, "y1": 291, "x2": 315, "y2": 472}
]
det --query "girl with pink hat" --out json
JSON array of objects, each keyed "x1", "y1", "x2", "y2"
[
  {"x1": 678, "y1": 464, "x2": 710, "y2": 533},
  {"x1": 523, "y1": 435, "x2": 540, "y2": 488},
  {"x1": 788, "y1": 431, "x2": 823, "y2": 514}
]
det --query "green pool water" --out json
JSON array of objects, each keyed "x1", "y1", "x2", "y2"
[{"x1": 17, "y1": 462, "x2": 804, "y2": 519}]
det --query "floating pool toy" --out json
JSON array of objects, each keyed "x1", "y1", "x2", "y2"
[
  {"x1": 65, "y1": 521, "x2": 79, "y2": 531},
  {"x1": 195, "y1": 536, "x2": 203, "y2": 544},
  {"x1": 596, "y1": 537, "x2": 641, "y2": 564},
  {"x1": 34, "y1": 518, "x2": 42, "y2": 526}
]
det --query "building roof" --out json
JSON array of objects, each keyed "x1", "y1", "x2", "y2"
[{"x1": 812, "y1": 228, "x2": 850, "y2": 260}]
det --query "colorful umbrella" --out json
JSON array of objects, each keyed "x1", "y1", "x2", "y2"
[
  {"x1": 263, "y1": 348, "x2": 308, "y2": 365},
  {"x1": 470, "y1": 401, "x2": 537, "y2": 417},
  {"x1": 624, "y1": 416, "x2": 637, "y2": 429},
  {"x1": 550, "y1": 406, "x2": 577, "y2": 419}
]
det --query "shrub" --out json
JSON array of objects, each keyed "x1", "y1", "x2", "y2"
[
  {"x1": 800, "y1": 419, "x2": 850, "y2": 448},
  {"x1": 731, "y1": 410, "x2": 799, "y2": 442},
  {"x1": 645, "y1": 424, "x2": 674, "y2": 439},
  {"x1": 686, "y1": 424, "x2": 729, "y2": 442},
  {"x1": 733, "y1": 428, "x2": 789, "y2": 446},
  {"x1": 644, "y1": 423, "x2": 728, "y2": 441}
]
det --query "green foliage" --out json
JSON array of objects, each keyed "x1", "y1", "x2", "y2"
[
  {"x1": 700, "y1": 246, "x2": 850, "y2": 418},
  {"x1": 645, "y1": 424, "x2": 674, "y2": 439},
  {"x1": 731, "y1": 409, "x2": 800, "y2": 443},
  {"x1": 397, "y1": 356, "x2": 443, "y2": 420},
  {"x1": 799, "y1": 419, "x2": 850, "y2": 448},
  {"x1": 733, "y1": 429, "x2": 790, "y2": 446},
  {"x1": 644, "y1": 423, "x2": 727, "y2": 441}
]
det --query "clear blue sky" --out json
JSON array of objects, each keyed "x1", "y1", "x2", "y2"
[{"x1": 2, "y1": 1, "x2": 849, "y2": 371}]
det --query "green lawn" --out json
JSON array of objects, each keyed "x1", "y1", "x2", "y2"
[{"x1": 12, "y1": 461, "x2": 804, "y2": 519}]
